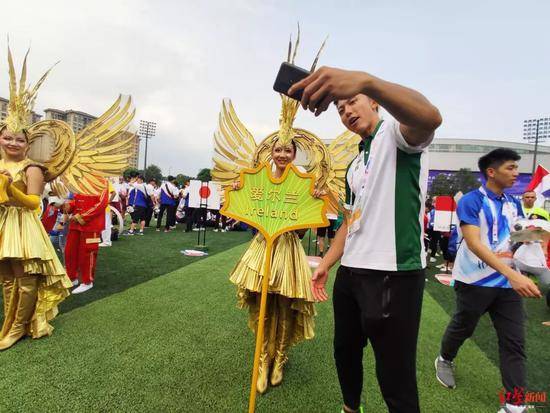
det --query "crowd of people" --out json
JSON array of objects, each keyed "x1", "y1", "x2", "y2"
[{"x1": 36, "y1": 172, "x2": 256, "y2": 295}]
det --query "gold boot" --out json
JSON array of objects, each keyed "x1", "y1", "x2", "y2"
[
  {"x1": 257, "y1": 339, "x2": 270, "y2": 394},
  {"x1": 257, "y1": 294, "x2": 276, "y2": 394},
  {"x1": 0, "y1": 276, "x2": 38, "y2": 351},
  {"x1": 270, "y1": 296, "x2": 293, "y2": 387},
  {"x1": 1, "y1": 277, "x2": 17, "y2": 338}
]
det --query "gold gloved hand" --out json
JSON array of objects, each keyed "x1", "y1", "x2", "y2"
[
  {"x1": 0, "y1": 174, "x2": 10, "y2": 204},
  {"x1": 7, "y1": 184, "x2": 41, "y2": 210}
]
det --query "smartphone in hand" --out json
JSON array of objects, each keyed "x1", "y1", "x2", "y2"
[{"x1": 273, "y1": 62, "x2": 310, "y2": 101}]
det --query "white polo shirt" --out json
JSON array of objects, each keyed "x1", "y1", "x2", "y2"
[{"x1": 341, "y1": 118, "x2": 432, "y2": 271}]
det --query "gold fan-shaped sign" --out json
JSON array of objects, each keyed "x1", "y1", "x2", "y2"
[{"x1": 222, "y1": 162, "x2": 328, "y2": 241}]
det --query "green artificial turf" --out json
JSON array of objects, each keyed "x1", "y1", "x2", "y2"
[
  {"x1": 1, "y1": 235, "x2": 537, "y2": 412},
  {"x1": 59, "y1": 226, "x2": 253, "y2": 313}
]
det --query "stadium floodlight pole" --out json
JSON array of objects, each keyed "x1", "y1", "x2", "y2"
[
  {"x1": 139, "y1": 120, "x2": 157, "y2": 170},
  {"x1": 523, "y1": 117, "x2": 549, "y2": 174},
  {"x1": 533, "y1": 120, "x2": 540, "y2": 174}
]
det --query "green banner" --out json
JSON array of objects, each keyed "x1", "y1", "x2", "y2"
[{"x1": 221, "y1": 163, "x2": 328, "y2": 241}]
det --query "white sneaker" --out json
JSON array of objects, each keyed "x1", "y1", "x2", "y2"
[
  {"x1": 72, "y1": 283, "x2": 93, "y2": 294},
  {"x1": 430, "y1": 257, "x2": 437, "y2": 263},
  {"x1": 99, "y1": 242, "x2": 111, "y2": 247},
  {"x1": 213, "y1": 229, "x2": 218, "y2": 232},
  {"x1": 221, "y1": 229, "x2": 226, "y2": 233},
  {"x1": 71, "y1": 279, "x2": 79, "y2": 287}
]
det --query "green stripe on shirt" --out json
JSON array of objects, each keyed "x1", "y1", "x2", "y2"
[{"x1": 395, "y1": 148, "x2": 423, "y2": 270}]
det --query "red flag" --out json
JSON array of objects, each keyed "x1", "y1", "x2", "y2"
[
  {"x1": 526, "y1": 165, "x2": 550, "y2": 207},
  {"x1": 433, "y1": 196, "x2": 458, "y2": 232}
]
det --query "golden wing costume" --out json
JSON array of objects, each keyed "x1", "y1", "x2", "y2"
[
  {"x1": 212, "y1": 31, "x2": 360, "y2": 394},
  {"x1": 0, "y1": 46, "x2": 135, "y2": 351}
]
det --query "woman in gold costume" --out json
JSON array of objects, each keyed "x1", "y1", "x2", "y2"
[
  {"x1": 0, "y1": 120, "x2": 72, "y2": 351},
  {"x1": 229, "y1": 139, "x2": 319, "y2": 393},
  {"x1": 0, "y1": 45, "x2": 135, "y2": 351},
  {"x1": 212, "y1": 32, "x2": 361, "y2": 395}
]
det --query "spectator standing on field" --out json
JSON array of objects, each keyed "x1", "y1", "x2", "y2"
[
  {"x1": 435, "y1": 149, "x2": 541, "y2": 413},
  {"x1": 156, "y1": 176, "x2": 180, "y2": 232},
  {"x1": 127, "y1": 175, "x2": 149, "y2": 236}
]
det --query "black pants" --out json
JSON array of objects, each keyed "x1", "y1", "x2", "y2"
[
  {"x1": 144, "y1": 206, "x2": 154, "y2": 227},
  {"x1": 130, "y1": 206, "x2": 146, "y2": 224},
  {"x1": 333, "y1": 266, "x2": 425, "y2": 413},
  {"x1": 185, "y1": 207, "x2": 195, "y2": 232},
  {"x1": 440, "y1": 235, "x2": 452, "y2": 262},
  {"x1": 440, "y1": 281, "x2": 526, "y2": 394},
  {"x1": 428, "y1": 229, "x2": 441, "y2": 257},
  {"x1": 157, "y1": 204, "x2": 176, "y2": 230},
  {"x1": 214, "y1": 211, "x2": 227, "y2": 229}
]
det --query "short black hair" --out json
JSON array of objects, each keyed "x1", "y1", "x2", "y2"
[
  {"x1": 167, "y1": 175, "x2": 175, "y2": 182},
  {"x1": 137, "y1": 174, "x2": 144, "y2": 180},
  {"x1": 478, "y1": 148, "x2": 520, "y2": 179},
  {"x1": 334, "y1": 95, "x2": 379, "y2": 113},
  {"x1": 529, "y1": 212, "x2": 548, "y2": 221}
]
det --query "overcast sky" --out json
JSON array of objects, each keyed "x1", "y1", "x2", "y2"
[{"x1": 3, "y1": 0, "x2": 550, "y2": 177}]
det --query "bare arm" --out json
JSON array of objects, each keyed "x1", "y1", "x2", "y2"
[
  {"x1": 320, "y1": 219, "x2": 348, "y2": 269},
  {"x1": 310, "y1": 216, "x2": 348, "y2": 302},
  {"x1": 26, "y1": 166, "x2": 45, "y2": 195},
  {"x1": 462, "y1": 224, "x2": 541, "y2": 298},
  {"x1": 361, "y1": 74, "x2": 441, "y2": 146},
  {"x1": 288, "y1": 67, "x2": 442, "y2": 146}
]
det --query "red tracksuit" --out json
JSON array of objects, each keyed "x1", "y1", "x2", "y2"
[{"x1": 65, "y1": 190, "x2": 108, "y2": 284}]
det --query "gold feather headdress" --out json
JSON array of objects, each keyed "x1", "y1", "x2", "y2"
[
  {"x1": 2, "y1": 47, "x2": 57, "y2": 134},
  {"x1": 0, "y1": 45, "x2": 137, "y2": 195},
  {"x1": 276, "y1": 25, "x2": 326, "y2": 146},
  {"x1": 212, "y1": 29, "x2": 361, "y2": 214}
]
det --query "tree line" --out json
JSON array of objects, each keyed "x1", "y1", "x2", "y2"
[
  {"x1": 122, "y1": 165, "x2": 212, "y2": 186},
  {"x1": 429, "y1": 168, "x2": 481, "y2": 196}
]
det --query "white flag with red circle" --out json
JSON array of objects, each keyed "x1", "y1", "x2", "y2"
[{"x1": 188, "y1": 180, "x2": 221, "y2": 210}]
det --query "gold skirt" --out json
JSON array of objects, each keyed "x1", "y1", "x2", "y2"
[
  {"x1": 229, "y1": 232, "x2": 315, "y2": 345},
  {"x1": 0, "y1": 205, "x2": 72, "y2": 338}
]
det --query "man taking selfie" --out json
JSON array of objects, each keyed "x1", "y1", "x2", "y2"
[{"x1": 289, "y1": 68, "x2": 441, "y2": 413}]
